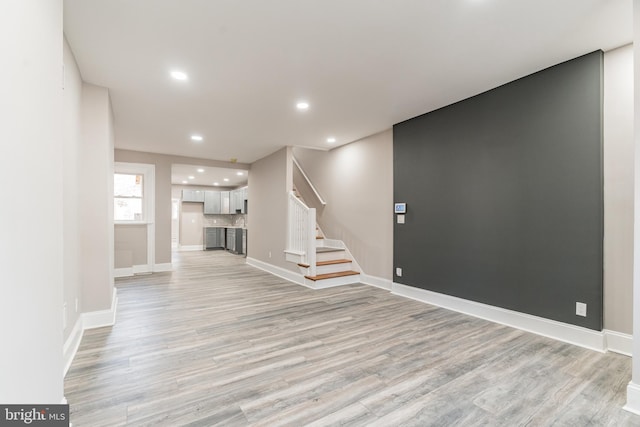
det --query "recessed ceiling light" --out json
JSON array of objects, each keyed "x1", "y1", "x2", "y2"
[
  {"x1": 171, "y1": 71, "x2": 188, "y2": 81},
  {"x1": 223, "y1": 178, "x2": 229, "y2": 182},
  {"x1": 296, "y1": 101, "x2": 309, "y2": 110},
  {"x1": 182, "y1": 180, "x2": 188, "y2": 184},
  {"x1": 197, "y1": 168, "x2": 204, "y2": 173},
  {"x1": 327, "y1": 137, "x2": 336, "y2": 144},
  {"x1": 191, "y1": 135, "x2": 203, "y2": 142},
  {"x1": 236, "y1": 171, "x2": 244, "y2": 176},
  {"x1": 213, "y1": 182, "x2": 219, "y2": 186},
  {"x1": 188, "y1": 175, "x2": 195, "y2": 180}
]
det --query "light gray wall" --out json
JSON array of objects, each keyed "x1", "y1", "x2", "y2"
[
  {"x1": 80, "y1": 83, "x2": 115, "y2": 312},
  {"x1": 62, "y1": 38, "x2": 83, "y2": 342},
  {"x1": 247, "y1": 147, "x2": 296, "y2": 272},
  {"x1": 293, "y1": 130, "x2": 394, "y2": 280},
  {"x1": 180, "y1": 203, "x2": 205, "y2": 246},
  {"x1": 0, "y1": 0, "x2": 64, "y2": 403},
  {"x1": 603, "y1": 44, "x2": 634, "y2": 334},
  {"x1": 114, "y1": 150, "x2": 249, "y2": 264},
  {"x1": 114, "y1": 225, "x2": 148, "y2": 268}
]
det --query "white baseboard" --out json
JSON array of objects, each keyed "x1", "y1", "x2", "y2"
[
  {"x1": 179, "y1": 245, "x2": 203, "y2": 251},
  {"x1": 154, "y1": 263, "x2": 173, "y2": 272},
  {"x1": 604, "y1": 329, "x2": 633, "y2": 356},
  {"x1": 246, "y1": 257, "x2": 305, "y2": 286},
  {"x1": 360, "y1": 274, "x2": 392, "y2": 290},
  {"x1": 133, "y1": 264, "x2": 151, "y2": 274},
  {"x1": 391, "y1": 282, "x2": 606, "y2": 353},
  {"x1": 116, "y1": 263, "x2": 170, "y2": 278},
  {"x1": 625, "y1": 382, "x2": 640, "y2": 415},
  {"x1": 62, "y1": 318, "x2": 84, "y2": 376},
  {"x1": 83, "y1": 288, "x2": 118, "y2": 330},
  {"x1": 114, "y1": 267, "x2": 133, "y2": 278},
  {"x1": 64, "y1": 289, "x2": 119, "y2": 378}
]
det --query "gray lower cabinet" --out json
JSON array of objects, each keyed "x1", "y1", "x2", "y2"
[
  {"x1": 226, "y1": 228, "x2": 236, "y2": 252},
  {"x1": 236, "y1": 228, "x2": 246, "y2": 255},
  {"x1": 204, "y1": 191, "x2": 221, "y2": 214},
  {"x1": 204, "y1": 227, "x2": 225, "y2": 249},
  {"x1": 225, "y1": 228, "x2": 246, "y2": 255}
]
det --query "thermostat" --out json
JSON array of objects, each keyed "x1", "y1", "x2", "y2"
[{"x1": 394, "y1": 203, "x2": 406, "y2": 214}]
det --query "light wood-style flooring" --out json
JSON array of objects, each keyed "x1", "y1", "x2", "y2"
[{"x1": 65, "y1": 250, "x2": 638, "y2": 426}]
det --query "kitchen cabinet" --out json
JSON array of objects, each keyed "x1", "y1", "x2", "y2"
[
  {"x1": 233, "y1": 190, "x2": 243, "y2": 213},
  {"x1": 220, "y1": 191, "x2": 230, "y2": 214},
  {"x1": 204, "y1": 227, "x2": 225, "y2": 249},
  {"x1": 182, "y1": 189, "x2": 205, "y2": 202},
  {"x1": 230, "y1": 187, "x2": 248, "y2": 214},
  {"x1": 242, "y1": 187, "x2": 248, "y2": 214},
  {"x1": 226, "y1": 228, "x2": 236, "y2": 252},
  {"x1": 236, "y1": 228, "x2": 246, "y2": 255},
  {"x1": 204, "y1": 191, "x2": 221, "y2": 214},
  {"x1": 224, "y1": 228, "x2": 246, "y2": 255}
]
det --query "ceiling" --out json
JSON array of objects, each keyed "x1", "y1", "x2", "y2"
[
  {"x1": 63, "y1": 0, "x2": 632, "y2": 165},
  {"x1": 172, "y1": 164, "x2": 248, "y2": 187}
]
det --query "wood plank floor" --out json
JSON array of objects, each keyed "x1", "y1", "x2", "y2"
[{"x1": 65, "y1": 250, "x2": 639, "y2": 426}]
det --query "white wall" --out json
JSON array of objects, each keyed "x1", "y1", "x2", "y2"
[
  {"x1": 626, "y1": 0, "x2": 640, "y2": 412},
  {"x1": 80, "y1": 84, "x2": 115, "y2": 312},
  {"x1": 0, "y1": 0, "x2": 64, "y2": 403},
  {"x1": 604, "y1": 44, "x2": 634, "y2": 335},
  {"x1": 63, "y1": 37, "x2": 83, "y2": 342}
]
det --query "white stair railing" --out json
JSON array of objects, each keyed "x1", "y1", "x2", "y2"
[
  {"x1": 287, "y1": 192, "x2": 316, "y2": 276},
  {"x1": 293, "y1": 157, "x2": 327, "y2": 206}
]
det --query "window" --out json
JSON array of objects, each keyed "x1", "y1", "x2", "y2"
[
  {"x1": 114, "y1": 162, "x2": 155, "y2": 224},
  {"x1": 114, "y1": 173, "x2": 144, "y2": 221}
]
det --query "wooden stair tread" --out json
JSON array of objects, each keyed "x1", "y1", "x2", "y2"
[
  {"x1": 298, "y1": 259, "x2": 352, "y2": 268},
  {"x1": 317, "y1": 259, "x2": 352, "y2": 266},
  {"x1": 305, "y1": 271, "x2": 360, "y2": 281}
]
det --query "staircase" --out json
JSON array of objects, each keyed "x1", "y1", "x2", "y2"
[{"x1": 286, "y1": 188, "x2": 361, "y2": 289}]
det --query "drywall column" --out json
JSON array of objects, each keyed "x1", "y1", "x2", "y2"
[
  {"x1": 79, "y1": 84, "x2": 115, "y2": 313},
  {"x1": 626, "y1": 0, "x2": 640, "y2": 415},
  {"x1": 603, "y1": 44, "x2": 634, "y2": 338},
  {"x1": 0, "y1": 0, "x2": 64, "y2": 403},
  {"x1": 63, "y1": 38, "x2": 84, "y2": 343},
  {"x1": 247, "y1": 147, "x2": 298, "y2": 273}
]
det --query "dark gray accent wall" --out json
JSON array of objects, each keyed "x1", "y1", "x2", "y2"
[{"x1": 393, "y1": 51, "x2": 603, "y2": 330}]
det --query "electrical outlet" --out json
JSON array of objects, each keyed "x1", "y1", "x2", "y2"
[
  {"x1": 396, "y1": 267, "x2": 402, "y2": 277},
  {"x1": 268, "y1": 251, "x2": 272, "y2": 258},
  {"x1": 75, "y1": 298, "x2": 79, "y2": 312},
  {"x1": 397, "y1": 215, "x2": 405, "y2": 224},
  {"x1": 576, "y1": 302, "x2": 587, "y2": 317}
]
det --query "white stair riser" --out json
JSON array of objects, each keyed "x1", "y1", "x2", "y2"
[
  {"x1": 305, "y1": 274, "x2": 361, "y2": 289},
  {"x1": 316, "y1": 250, "x2": 346, "y2": 262},
  {"x1": 316, "y1": 263, "x2": 353, "y2": 275}
]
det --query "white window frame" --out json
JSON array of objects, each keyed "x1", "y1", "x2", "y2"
[
  {"x1": 114, "y1": 162, "x2": 155, "y2": 225},
  {"x1": 114, "y1": 162, "x2": 155, "y2": 272}
]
